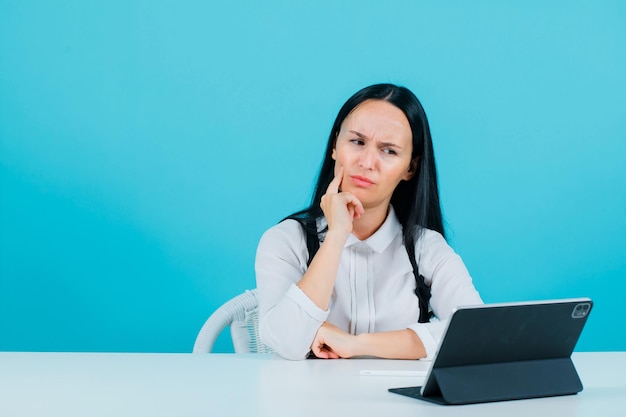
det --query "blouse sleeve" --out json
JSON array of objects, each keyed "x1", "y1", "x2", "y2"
[
  {"x1": 255, "y1": 220, "x2": 329, "y2": 360},
  {"x1": 407, "y1": 229, "x2": 483, "y2": 360}
]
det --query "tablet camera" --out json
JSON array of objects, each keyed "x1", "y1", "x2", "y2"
[{"x1": 572, "y1": 303, "x2": 591, "y2": 318}]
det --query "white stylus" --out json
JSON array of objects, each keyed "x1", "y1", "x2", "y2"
[{"x1": 360, "y1": 370, "x2": 427, "y2": 377}]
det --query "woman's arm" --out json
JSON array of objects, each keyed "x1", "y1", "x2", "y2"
[
  {"x1": 311, "y1": 322, "x2": 426, "y2": 359},
  {"x1": 295, "y1": 229, "x2": 347, "y2": 310},
  {"x1": 256, "y1": 168, "x2": 363, "y2": 359},
  {"x1": 418, "y1": 229, "x2": 483, "y2": 319},
  {"x1": 297, "y1": 166, "x2": 363, "y2": 310},
  {"x1": 403, "y1": 229, "x2": 483, "y2": 359},
  {"x1": 256, "y1": 222, "x2": 329, "y2": 360}
]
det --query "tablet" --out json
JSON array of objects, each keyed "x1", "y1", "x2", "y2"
[{"x1": 389, "y1": 297, "x2": 593, "y2": 405}]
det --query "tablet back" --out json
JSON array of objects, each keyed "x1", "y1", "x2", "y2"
[{"x1": 390, "y1": 298, "x2": 593, "y2": 405}]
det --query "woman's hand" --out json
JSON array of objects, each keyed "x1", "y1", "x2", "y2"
[
  {"x1": 320, "y1": 166, "x2": 365, "y2": 236},
  {"x1": 311, "y1": 321, "x2": 357, "y2": 359}
]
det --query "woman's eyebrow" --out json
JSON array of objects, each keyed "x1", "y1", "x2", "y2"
[
  {"x1": 348, "y1": 130, "x2": 404, "y2": 149},
  {"x1": 379, "y1": 141, "x2": 403, "y2": 149},
  {"x1": 349, "y1": 130, "x2": 368, "y2": 139}
]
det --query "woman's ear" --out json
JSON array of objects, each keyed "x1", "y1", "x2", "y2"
[
  {"x1": 331, "y1": 131, "x2": 338, "y2": 160},
  {"x1": 403, "y1": 157, "x2": 420, "y2": 181}
]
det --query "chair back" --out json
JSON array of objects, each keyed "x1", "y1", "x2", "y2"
[{"x1": 193, "y1": 289, "x2": 274, "y2": 354}]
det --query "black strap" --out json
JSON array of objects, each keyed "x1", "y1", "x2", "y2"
[
  {"x1": 304, "y1": 218, "x2": 320, "y2": 267},
  {"x1": 299, "y1": 219, "x2": 431, "y2": 323},
  {"x1": 405, "y1": 239, "x2": 433, "y2": 323}
]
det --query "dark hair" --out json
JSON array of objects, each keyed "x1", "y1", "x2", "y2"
[{"x1": 286, "y1": 83, "x2": 444, "y2": 244}]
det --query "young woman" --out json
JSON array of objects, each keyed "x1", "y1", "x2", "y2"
[{"x1": 255, "y1": 84, "x2": 482, "y2": 360}]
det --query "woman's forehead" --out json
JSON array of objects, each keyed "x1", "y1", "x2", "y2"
[{"x1": 341, "y1": 100, "x2": 411, "y2": 142}]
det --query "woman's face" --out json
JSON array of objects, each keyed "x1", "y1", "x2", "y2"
[{"x1": 332, "y1": 99, "x2": 414, "y2": 210}]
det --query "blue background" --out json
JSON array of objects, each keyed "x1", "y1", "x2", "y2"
[{"x1": 1, "y1": 0, "x2": 625, "y2": 353}]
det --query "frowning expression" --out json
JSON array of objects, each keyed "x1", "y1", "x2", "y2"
[{"x1": 332, "y1": 99, "x2": 415, "y2": 210}]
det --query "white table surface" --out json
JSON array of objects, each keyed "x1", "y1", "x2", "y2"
[{"x1": 1, "y1": 351, "x2": 624, "y2": 416}]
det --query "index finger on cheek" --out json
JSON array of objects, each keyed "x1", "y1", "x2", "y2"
[{"x1": 327, "y1": 166, "x2": 343, "y2": 194}]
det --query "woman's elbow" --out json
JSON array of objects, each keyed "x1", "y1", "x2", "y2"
[{"x1": 259, "y1": 319, "x2": 310, "y2": 360}]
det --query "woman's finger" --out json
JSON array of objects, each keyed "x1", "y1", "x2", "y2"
[
  {"x1": 343, "y1": 193, "x2": 365, "y2": 218},
  {"x1": 326, "y1": 166, "x2": 344, "y2": 194}
]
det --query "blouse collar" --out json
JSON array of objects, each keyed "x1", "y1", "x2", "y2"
[{"x1": 343, "y1": 205, "x2": 401, "y2": 254}]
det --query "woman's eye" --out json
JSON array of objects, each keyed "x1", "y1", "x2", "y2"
[
  {"x1": 382, "y1": 148, "x2": 397, "y2": 155},
  {"x1": 350, "y1": 139, "x2": 365, "y2": 146}
]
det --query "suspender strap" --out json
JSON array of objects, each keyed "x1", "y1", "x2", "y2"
[
  {"x1": 404, "y1": 238, "x2": 433, "y2": 323},
  {"x1": 304, "y1": 218, "x2": 320, "y2": 267}
]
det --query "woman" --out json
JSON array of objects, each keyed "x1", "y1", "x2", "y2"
[{"x1": 255, "y1": 83, "x2": 482, "y2": 360}]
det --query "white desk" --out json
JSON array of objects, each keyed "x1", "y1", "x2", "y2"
[{"x1": 1, "y1": 352, "x2": 624, "y2": 416}]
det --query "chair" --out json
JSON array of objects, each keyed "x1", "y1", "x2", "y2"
[{"x1": 192, "y1": 289, "x2": 274, "y2": 354}]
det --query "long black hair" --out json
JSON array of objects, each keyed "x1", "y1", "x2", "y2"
[
  {"x1": 284, "y1": 83, "x2": 444, "y2": 321},
  {"x1": 286, "y1": 83, "x2": 444, "y2": 241}
]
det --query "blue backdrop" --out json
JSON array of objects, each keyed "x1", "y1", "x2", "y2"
[{"x1": 1, "y1": 1, "x2": 625, "y2": 353}]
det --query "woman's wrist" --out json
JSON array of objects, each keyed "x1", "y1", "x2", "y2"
[
  {"x1": 323, "y1": 229, "x2": 350, "y2": 249},
  {"x1": 351, "y1": 330, "x2": 426, "y2": 360},
  {"x1": 352, "y1": 333, "x2": 370, "y2": 357}
]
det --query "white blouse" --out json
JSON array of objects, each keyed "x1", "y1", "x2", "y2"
[{"x1": 255, "y1": 207, "x2": 483, "y2": 360}]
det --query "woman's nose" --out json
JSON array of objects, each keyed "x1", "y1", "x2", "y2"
[{"x1": 358, "y1": 145, "x2": 376, "y2": 169}]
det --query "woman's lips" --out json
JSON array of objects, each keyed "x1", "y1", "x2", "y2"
[{"x1": 351, "y1": 175, "x2": 375, "y2": 187}]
